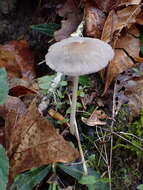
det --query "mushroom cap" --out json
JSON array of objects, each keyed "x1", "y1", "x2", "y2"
[{"x1": 45, "y1": 37, "x2": 114, "y2": 76}]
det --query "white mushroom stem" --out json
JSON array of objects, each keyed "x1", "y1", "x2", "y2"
[
  {"x1": 70, "y1": 76, "x2": 88, "y2": 175},
  {"x1": 70, "y1": 76, "x2": 79, "y2": 135}
]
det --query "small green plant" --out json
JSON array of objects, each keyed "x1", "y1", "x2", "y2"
[{"x1": 114, "y1": 110, "x2": 143, "y2": 159}]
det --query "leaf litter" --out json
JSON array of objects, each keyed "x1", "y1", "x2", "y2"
[{"x1": 0, "y1": 0, "x2": 143, "y2": 188}]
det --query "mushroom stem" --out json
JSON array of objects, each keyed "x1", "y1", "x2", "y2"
[
  {"x1": 70, "y1": 76, "x2": 88, "y2": 175},
  {"x1": 70, "y1": 76, "x2": 79, "y2": 135}
]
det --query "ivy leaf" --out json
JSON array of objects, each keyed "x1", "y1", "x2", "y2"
[
  {"x1": 31, "y1": 23, "x2": 60, "y2": 37},
  {"x1": 10, "y1": 165, "x2": 51, "y2": 190},
  {"x1": 0, "y1": 68, "x2": 8, "y2": 104},
  {"x1": 0, "y1": 145, "x2": 9, "y2": 190}
]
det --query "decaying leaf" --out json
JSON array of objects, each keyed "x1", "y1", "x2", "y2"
[
  {"x1": 101, "y1": 5, "x2": 141, "y2": 43},
  {"x1": 103, "y1": 49, "x2": 134, "y2": 94},
  {"x1": 0, "y1": 96, "x2": 27, "y2": 150},
  {"x1": 115, "y1": 32, "x2": 143, "y2": 62},
  {"x1": 7, "y1": 99, "x2": 79, "y2": 179},
  {"x1": 103, "y1": 24, "x2": 143, "y2": 93},
  {"x1": 54, "y1": 0, "x2": 82, "y2": 41},
  {"x1": 82, "y1": 109, "x2": 109, "y2": 126},
  {"x1": 0, "y1": 40, "x2": 35, "y2": 79},
  {"x1": 85, "y1": 2, "x2": 106, "y2": 38},
  {"x1": 48, "y1": 109, "x2": 70, "y2": 127},
  {"x1": 91, "y1": 0, "x2": 119, "y2": 13},
  {"x1": 114, "y1": 63, "x2": 143, "y2": 121}
]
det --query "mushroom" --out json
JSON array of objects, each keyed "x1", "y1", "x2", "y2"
[{"x1": 45, "y1": 37, "x2": 114, "y2": 135}]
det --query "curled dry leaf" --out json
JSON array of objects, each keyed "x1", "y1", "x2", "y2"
[
  {"x1": 54, "y1": 0, "x2": 82, "y2": 41},
  {"x1": 7, "y1": 99, "x2": 79, "y2": 180},
  {"x1": 0, "y1": 40, "x2": 35, "y2": 79},
  {"x1": 82, "y1": 109, "x2": 109, "y2": 126},
  {"x1": 48, "y1": 109, "x2": 70, "y2": 127},
  {"x1": 101, "y1": 5, "x2": 141, "y2": 43},
  {"x1": 85, "y1": 2, "x2": 106, "y2": 38},
  {"x1": 114, "y1": 63, "x2": 143, "y2": 121},
  {"x1": 103, "y1": 49, "x2": 134, "y2": 94}
]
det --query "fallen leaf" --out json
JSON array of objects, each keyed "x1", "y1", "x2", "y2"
[
  {"x1": 91, "y1": 0, "x2": 119, "y2": 13},
  {"x1": 136, "y1": 7, "x2": 143, "y2": 24},
  {"x1": 82, "y1": 109, "x2": 109, "y2": 126},
  {"x1": 48, "y1": 109, "x2": 70, "y2": 127},
  {"x1": 85, "y1": 2, "x2": 106, "y2": 38},
  {"x1": 0, "y1": 96, "x2": 27, "y2": 150},
  {"x1": 101, "y1": 5, "x2": 141, "y2": 43},
  {"x1": 119, "y1": 0, "x2": 142, "y2": 6},
  {"x1": 0, "y1": 40, "x2": 35, "y2": 79},
  {"x1": 115, "y1": 32, "x2": 143, "y2": 62},
  {"x1": 7, "y1": 99, "x2": 79, "y2": 180},
  {"x1": 54, "y1": 0, "x2": 82, "y2": 41},
  {"x1": 115, "y1": 63, "x2": 143, "y2": 121},
  {"x1": 103, "y1": 49, "x2": 134, "y2": 94}
]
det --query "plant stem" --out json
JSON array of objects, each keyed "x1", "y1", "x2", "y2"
[{"x1": 70, "y1": 76, "x2": 79, "y2": 135}]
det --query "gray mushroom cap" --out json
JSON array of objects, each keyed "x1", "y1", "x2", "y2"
[{"x1": 45, "y1": 37, "x2": 114, "y2": 76}]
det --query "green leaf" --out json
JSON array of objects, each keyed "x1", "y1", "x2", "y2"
[
  {"x1": 10, "y1": 165, "x2": 51, "y2": 190},
  {"x1": 79, "y1": 76, "x2": 90, "y2": 87},
  {"x1": 0, "y1": 145, "x2": 9, "y2": 190},
  {"x1": 57, "y1": 163, "x2": 83, "y2": 180},
  {"x1": 79, "y1": 175, "x2": 98, "y2": 185},
  {"x1": 0, "y1": 68, "x2": 8, "y2": 104},
  {"x1": 137, "y1": 184, "x2": 143, "y2": 190},
  {"x1": 31, "y1": 23, "x2": 60, "y2": 37},
  {"x1": 38, "y1": 75, "x2": 55, "y2": 90}
]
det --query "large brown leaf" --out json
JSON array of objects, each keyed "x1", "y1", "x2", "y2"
[
  {"x1": 0, "y1": 40, "x2": 35, "y2": 79},
  {"x1": 7, "y1": 99, "x2": 79, "y2": 179}
]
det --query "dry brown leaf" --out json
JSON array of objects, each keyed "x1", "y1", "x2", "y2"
[
  {"x1": 136, "y1": 7, "x2": 143, "y2": 24},
  {"x1": 0, "y1": 96, "x2": 27, "y2": 149},
  {"x1": 82, "y1": 109, "x2": 109, "y2": 126},
  {"x1": 0, "y1": 40, "x2": 35, "y2": 79},
  {"x1": 7, "y1": 99, "x2": 79, "y2": 179},
  {"x1": 103, "y1": 49, "x2": 134, "y2": 94},
  {"x1": 54, "y1": 0, "x2": 82, "y2": 41},
  {"x1": 101, "y1": 5, "x2": 141, "y2": 43},
  {"x1": 91, "y1": 0, "x2": 119, "y2": 13},
  {"x1": 48, "y1": 109, "x2": 70, "y2": 127},
  {"x1": 85, "y1": 2, "x2": 106, "y2": 38},
  {"x1": 119, "y1": 0, "x2": 142, "y2": 6},
  {"x1": 115, "y1": 63, "x2": 143, "y2": 121},
  {"x1": 115, "y1": 32, "x2": 143, "y2": 62}
]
